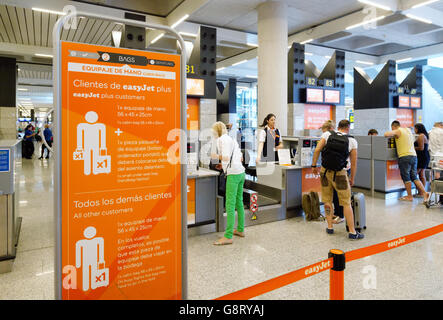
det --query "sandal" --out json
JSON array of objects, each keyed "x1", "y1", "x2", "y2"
[
  {"x1": 399, "y1": 196, "x2": 413, "y2": 202},
  {"x1": 233, "y1": 230, "x2": 245, "y2": 238},
  {"x1": 213, "y1": 237, "x2": 233, "y2": 246}
]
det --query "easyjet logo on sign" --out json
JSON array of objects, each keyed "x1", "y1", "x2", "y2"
[
  {"x1": 304, "y1": 260, "x2": 331, "y2": 275},
  {"x1": 387, "y1": 237, "x2": 406, "y2": 248},
  {"x1": 389, "y1": 165, "x2": 399, "y2": 170},
  {"x1": 305, "y1": 173, "x2": 320, "y2": 180}
]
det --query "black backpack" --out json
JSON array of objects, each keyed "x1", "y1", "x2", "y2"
[{"x1": 321, "y1": 131, "x2": 351, "y2": 171}]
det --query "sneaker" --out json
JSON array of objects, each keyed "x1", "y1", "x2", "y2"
[
  {"x1": 348, "y1": 232, "x2": 364, "y2": 240},
  {"x1": 326, "y1": 228, "x2": 334, "y2": 234}
]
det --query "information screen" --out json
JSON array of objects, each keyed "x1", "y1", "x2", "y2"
[
  {"x1": 398, "y1": 95, "x2": 410, "y2": 107},
  {"x1": 306, "y1": 88, "x2": 324, "y2": 103},
  {"x1": 410, "y1": 97, "x2": 421, "y2": 108},
  {"x1": 60, "y1": 42, "x2": 182, "y2": 300},
  {"x1": 324, "y1": 89, "x2": 340, "y2": 104},
  {"x1": 186, "y1": 78, "x2": 204, "y2": 96}
]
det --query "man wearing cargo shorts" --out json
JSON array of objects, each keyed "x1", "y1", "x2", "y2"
[{"x1": 311, "y1": 120, "x2": 364, "y2": 240}]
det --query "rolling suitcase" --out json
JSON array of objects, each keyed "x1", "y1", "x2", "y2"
[{"x1": 346, "y1": 192, "x2": 366, "y2": 232}]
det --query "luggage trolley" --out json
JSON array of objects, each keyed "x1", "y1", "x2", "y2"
[{"x1": 425, "y1": 153, "x2": 443, "y2": 209}]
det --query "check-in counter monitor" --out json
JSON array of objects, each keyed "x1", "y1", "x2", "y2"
[{"x1": 281, "y1": 136, "x2": 320, "y2": 167}]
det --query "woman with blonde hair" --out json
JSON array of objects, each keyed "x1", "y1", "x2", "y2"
[
  {"x1": 211, "y1": 122, "x2": 246, "y2": 245},
  {"x1": 321, "y1": 120, "x2": 335, "y2": 133}
]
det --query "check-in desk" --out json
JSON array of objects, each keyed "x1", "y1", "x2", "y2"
[
  {"x1": 354, "y1": 136, "x2": 405, "y2": 193},
  {"x1": 217, "y1": 136, "x2": 323, "y2": 232},
  {"x1": 0, "y1": 140, "x2": 22, "y2": 273},
  {"x1": 257, "y1": 163, "x2": 321, "y2": 212},
  {"x1": 187, "y1": 168, "x2": 220, "y2": 236}
]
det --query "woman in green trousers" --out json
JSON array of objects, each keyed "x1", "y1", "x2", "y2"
[{"x1": 211, "y1": 122, "x2": 246, "y2": 245}]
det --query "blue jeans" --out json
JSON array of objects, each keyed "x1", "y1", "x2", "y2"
[{"x1": 398, "y1": 156, "x2": 418, "y2": 184}]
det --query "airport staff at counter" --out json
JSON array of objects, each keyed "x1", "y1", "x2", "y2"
[{"x1": 257, "y1": 114, "x2": 283, "y2": 163}]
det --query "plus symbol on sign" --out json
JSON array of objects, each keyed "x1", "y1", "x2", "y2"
[{"x1": 115, "y1": 128, "x2": 123, "y2": 136}]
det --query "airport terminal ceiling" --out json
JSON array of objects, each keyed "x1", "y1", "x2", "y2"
[
  {"x1": 1, "y1": 0, "x2": 443, "y2": 112},
  {"x1": 0, "y1": 1, "x2": 442, "y2": 69},
  {"x1": 72, "y1": 0, "x2": 185, "y2": 16}
]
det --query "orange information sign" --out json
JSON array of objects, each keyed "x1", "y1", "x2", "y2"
[
  {"x1": 301, "y1": 167, "x2": 322, "y2": 195},
  {"x1": 396, "y1": 108, "x2": 414, "y2": 128},
  {"x1": 386, "y1": 160, "x2": 404, "y2": 190},
  {"x1": 410, "y1": 97, "x2": 421, "y2": 108},
  {"x1": 398, "y1": 95, "x2": 410, "y2": 107},
  {"x1": 186, "y1": 98, "x2": 199, "y2": 130},
  {"x1": 304, "y1": 104, "x2": 332, "y2": 130},
  {"x1": 60, "y1": 42, "x2": 182, "y2": 300}
]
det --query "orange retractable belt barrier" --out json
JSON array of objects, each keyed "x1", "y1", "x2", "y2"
[
  {"x1": 215, "y1": 258, "x2": 333, "y2": 300},
  {"x1": 215, "y1": 223, "x2": 443, "y2": 300},
  {"x1": 346, "y1": 223, "x2": 443, "y2": 263}
]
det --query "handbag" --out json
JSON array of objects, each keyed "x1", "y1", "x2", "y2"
[{"x1": 215, "y1": 140, "x2": 234, "y2": 196}]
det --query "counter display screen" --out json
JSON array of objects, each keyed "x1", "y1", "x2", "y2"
[
  {"x1": 324, "y1": 89, "x2": 340, "y2": 104},
  {"x1": 187, "y1": 143, "x2": 196, "y2": 153},
  {"x1": 398, "y1": 95, "x2": 410, "y2": 107},
  {"x1": 186, "y1": 78, "x2": 205, "y2": 96},
  {"x1": 303, "y1": 140, "x2": 311, "y2": 148},
  {"x1": 306, "y1": 88, "x2": 324, "y2": 103},
  {"x1": 410, "y1": 97, "x2": 421, "y2": 108}
]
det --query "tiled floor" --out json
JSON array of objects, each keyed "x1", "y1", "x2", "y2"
[
  {"x1": 0, "y1": 157, "x2": 55, "y2": 300},
  {"x1": 0, "y1": 156, "x2": 442, "y2": 300}
]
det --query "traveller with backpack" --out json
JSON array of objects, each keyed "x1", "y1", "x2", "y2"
[{"x1": 311, "y1": 120, "x2": 364, "y2": 240}]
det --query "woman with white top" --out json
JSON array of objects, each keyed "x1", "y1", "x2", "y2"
[
  {"x1": 256, "y1": 114, "x2": 283, "y2": 163},
  {"x1": 211, "y1": 122, "x2": 246, "y2": 245}
]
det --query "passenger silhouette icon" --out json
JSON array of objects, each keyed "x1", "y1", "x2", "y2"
[
  {"x1": 75, "y1": 226, "x2": 109, "y2": 291},
  {"x1": 73, "y1": 111, "x2": 111, "y2": 175}
]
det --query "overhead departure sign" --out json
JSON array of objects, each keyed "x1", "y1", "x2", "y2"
[
  {"x1": 324, "y1": 89, "x2": 340, "y2": 104},
  {"x1": 59, "y1": 41, "x2": 182, "y2": 300},
  {"x1": 398, "y1": 95, "x2": 410, "y2": 107},
  {"x1": 410, "y1": 97, "x2": 421, "y2": 108},
  {"x1": 306, "y1": 88, "x2": 324, "y2": 103}
]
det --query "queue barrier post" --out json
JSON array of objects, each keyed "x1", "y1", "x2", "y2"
[{"x1": 329, "y1": 249, "x2": 345, "y2": 300}]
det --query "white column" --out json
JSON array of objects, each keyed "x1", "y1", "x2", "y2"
[{"x1": 257, "y1": 1, "x2": 288, "y2": 135}]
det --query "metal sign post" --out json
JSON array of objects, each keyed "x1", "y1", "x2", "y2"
[{"x1": 53, "y1": 12, "x2": 187, "y2": 300}]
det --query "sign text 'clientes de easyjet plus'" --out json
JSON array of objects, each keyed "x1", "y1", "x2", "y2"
[{"x1": 60, "y1": 42, "x2": 182, "y2": 300}]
